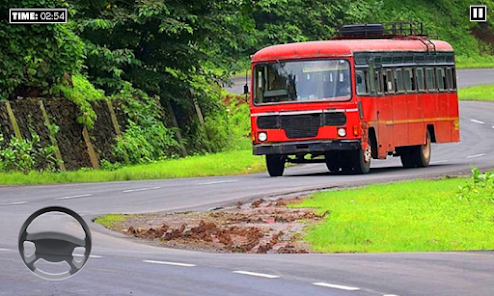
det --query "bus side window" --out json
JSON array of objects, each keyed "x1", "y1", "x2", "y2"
[
  {"x1": 374, "y1": 70, "x2": 383, "y2": 95},
  {"x1": 445, "y1": 68, "x2": 455, "y2": 91},
  {"x1": 436, "y1": 68, "x2": 446, "y2": 91},
  {"x1": 355, "y1": 70, "x2": 368, "y2": 95},
  {"x1": 403, "y1": 68, "x2": 414, "y2": 92},
  {"x1": 395, "y1": 69, "x2": 405, "y2": 93},
  {"x1": 384, "y1": 69, "x2": 395, "y2": 94},
  {"x1": 416, "y1": 68, "x2": 426, "y2": 92},
  {"x1": 425, "y1": 68, "x2": 436, "y2": 91}
]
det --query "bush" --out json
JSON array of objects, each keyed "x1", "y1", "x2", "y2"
[{"x1": 0, "y1": 133, "x2": 59, "y2": 174}]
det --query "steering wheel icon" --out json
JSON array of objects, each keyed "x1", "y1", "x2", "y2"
[{"x1": 18, "y1": 206, "x2": 92, "y2": 280}]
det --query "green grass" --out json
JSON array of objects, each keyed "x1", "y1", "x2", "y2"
[
  {"x1": 458, "y1": 84, "x2": 494, "y2": 101},
  {"x1": 94, "y1": 214, "x2": 126, "y2": 228},
  {"x1": 0, "y1": 149, "x2": 265, "y2": 185},
  {"x1": 456, "y1": 56, "x2": 494, "y2": 69},
  {"x1": 292, "y1": 178, "x2": 494, "y2": 253}
]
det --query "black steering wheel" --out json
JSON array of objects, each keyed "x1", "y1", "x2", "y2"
[{"x1": 18, "y1": 206, "x2": 92, "y2": 280}]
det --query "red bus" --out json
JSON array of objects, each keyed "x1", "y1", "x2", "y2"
[{"x1": 249, "y1": 23, "x2": 460, "y2": 177}]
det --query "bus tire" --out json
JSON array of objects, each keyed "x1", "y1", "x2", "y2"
[
  {"x1": 353, "y1": 142, "x2": 371, "y2": 174},
  {"x1": 415, "y1": 130, "x2": 432, "y2": 167},
  {"x1": 266, "y1": 155, "x2": 285, "y2": 177},
  {"x1": 325, "y1": 155, "x2": 340, "y2": 173},
  {"x1": 400, "y1": 130, "x2": 431, "y2": 168}
]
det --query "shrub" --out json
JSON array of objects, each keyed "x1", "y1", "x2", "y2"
[{"x1": 0, "y1": 133, "x2": 59, "y2": 174}]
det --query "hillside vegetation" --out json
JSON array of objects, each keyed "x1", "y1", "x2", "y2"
[{"x1": 0, "y1": 0, "x2": 493, "y2": 173}]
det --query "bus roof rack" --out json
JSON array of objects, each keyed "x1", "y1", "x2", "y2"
[{"x1": 334, "y1": 22, "x2": 437, "y2": 54}]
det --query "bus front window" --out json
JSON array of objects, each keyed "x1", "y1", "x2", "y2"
[{"x1": 253, "y1": 60, "x2": 351, "y2": 105}]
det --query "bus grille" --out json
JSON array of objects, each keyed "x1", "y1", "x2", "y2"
[{"x1": 281, "y1": 114, "x2": 321, "y2": 138}]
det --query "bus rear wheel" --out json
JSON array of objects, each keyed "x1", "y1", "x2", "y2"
[
  {"x1": 400, "y1": 131, "x2": 431, "y2": 168},
  {"x1": 266, "y1": 155, "x2": 285, "y2": 177}
]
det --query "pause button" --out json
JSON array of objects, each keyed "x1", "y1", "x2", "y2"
[{"x1": 470, "y1": 5, "x2": 487, "y2": 22}]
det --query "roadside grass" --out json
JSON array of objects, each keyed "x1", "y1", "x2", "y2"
[
  {"x1": 0, "y1": 149, "x2": 265, "y2": 185},
  {"x1": 94, "y1": 214, "x2": 126, "y2": 228},
  {"x1": 456, "y1": 56, "x2": 494, "y2": 69},
  {"x1": 291, "y1": 177, "x2": 494, "y2": 253},
  {"x1": 458, "y1": 84, "x2": 494, "y2": 101}
]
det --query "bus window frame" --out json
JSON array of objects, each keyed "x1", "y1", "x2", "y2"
[
  {"x1": 403, "y1": 68, "x2": 415, "y2": 93},
  {"x1": 394, "y1": 68, "x2": 406, "y2": 94},
  {"x1": 436, "y1": 67, "x2": 446, "y2": 92},
  {"x1": 416, "y1": 67, "x2": 426, "y2": 92},
  {"x1": 355, "y1": 69, "x2": 369, "y2": 96},
  {"x1": 384, "y1": 68, "x2": 395, "y2": 94},
  {"x1": 425, "y1": 67, "x2": 437, "y2": 92}
]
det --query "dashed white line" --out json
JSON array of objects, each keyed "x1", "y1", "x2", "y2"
[
  {"x1": 142, "y1": 260, "x2": 196, "y2": 267},
  {"x1": 467, "y1": 153, "x2": 486, "y2": 159},
  {"x1": 313, "y1": 282, "x2": 360, "y2": 291},
  {"x1": 0, "y1": 248, "x2": 10, "y2": 252},
  {"x1": 197, "y1": 180, "x2": 238, "y2": 185},
  {"x1": 470, "y1": 119, "x2": 485, "y2": 125},
  {"x1": 74, "y1": 254, "x2": 103, "y2": 259},
  {"x1": 0, "y1": 201, "x2": 28, "y2": 206},
  {"x1": 232, "y1": 271, "x2": 280, "y2": 279},
  {"x1": 432, "y1": 160, "x2": 449, "y2": 164},
  {"x1": 122, "y1": 187, "x2": 161, "y2": 193},
  {"x1": 383, "y1": 294, "x2": 400, "y2": 296},
  {"x1": 55, "y1": 194, "x2": 93, "y2": 200}
]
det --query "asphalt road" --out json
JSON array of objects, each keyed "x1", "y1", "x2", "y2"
[{"x1": 1, "y1": 69, "x2": 494, "y2": 296}]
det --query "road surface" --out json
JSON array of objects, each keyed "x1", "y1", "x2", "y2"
[{"x1": 1, "y1": 69, "x2": 494, "y2": 296}]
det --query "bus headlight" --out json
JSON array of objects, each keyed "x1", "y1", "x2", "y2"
[
  {"x1": 258, "y1": 132, "x2": 267, "y2": 142},
  {"x1": 337, "y1": 128, "x2": 347, "y2": 137}
]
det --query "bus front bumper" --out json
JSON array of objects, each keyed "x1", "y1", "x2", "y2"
[{"x1": 253, "y1": 140, "x2": 361, "y2": 155}]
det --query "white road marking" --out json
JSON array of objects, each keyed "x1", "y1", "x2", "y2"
[
  {"x1": 313, "y1": 282, "x2": 360, "y2": 291},
  {"x1": 492, "y1": 126, "x2": 494, "y2": 129},
  {"x1": 122, "y1": 187, "x2": 161, "y2": 193},
  {"x1": 467, "y1": 153, "x2": 486, "y2": 159},
  {"x1": 432, "y1": 160, "x2": 449, "y2": 164},
  {"x1": 74, "y1": 254, "x2": 102, "y2": 259},
  {"x1": 197, "y1": 180, "x2": 238, "y2": 185},
  {"x1": 0, "y1": 248, "x2": 10, "y2": 252},
  {"x1": 55, "y1": 194, "x2": 92, "y2": 200},
  {"x1": 232, "y1": 271, "x2": 280, "y2": 279},
  {"x1": 383, "y1": 294, "x2": 400, "y2": 296},
  {"x1": 142, "y1": 260, "x2": 196, "y2": 267},
  {"x1": 470, "y1": 119, "x2": 485, "y2": 125},
  {"x1": 0, "y1": 201, "x2": 28, "y2": 206}
]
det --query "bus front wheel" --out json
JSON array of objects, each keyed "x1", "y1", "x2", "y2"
[
  {"x1": 353, "y1": 142, "x2": 372, "y2": 174},
  {"x1": 266, "y1": 155, "x2": 285, "y2": 177},
  {"x1": 400, "y1": 131, "x2": 431, "y2": 168}
]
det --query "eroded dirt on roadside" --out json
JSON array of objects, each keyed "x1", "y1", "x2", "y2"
[{"x1": 108, "y1": 197, "x2": 328, "y2": 254}]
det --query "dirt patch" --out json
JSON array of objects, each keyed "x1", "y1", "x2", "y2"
[{"x1": 110, "y1": 197, "x2": 327, "y2": 254}]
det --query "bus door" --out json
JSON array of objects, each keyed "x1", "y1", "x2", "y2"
[{"x1": 377, "y1": 68, "x2": 394, "y2": 156}]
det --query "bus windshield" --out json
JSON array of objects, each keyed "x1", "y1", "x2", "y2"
[{"x1": 253, "y1": 59, "x2": 351, "y2": 105}]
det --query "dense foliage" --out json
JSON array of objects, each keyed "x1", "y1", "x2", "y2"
[{"x1": 1, "y1": 0, "x2": 494, "y2": 170}]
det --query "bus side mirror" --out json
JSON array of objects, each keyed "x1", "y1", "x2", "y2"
[{"x1": 243, "y1": 84, "x2": 249, "y2": 95}]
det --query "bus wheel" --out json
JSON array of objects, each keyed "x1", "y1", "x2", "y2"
[
  {"x1": 415, "y1": 130, "x2": 432, "y2": 167},
  {"x1": 266, "y1": 155, "x2": 285, "y2": 177},
  {"x1": 354, "y1": 142, "x2": 372, "y2": 174},
  {"x1": 400, "y1": 131, "x2": 431, "y2": 168},
  {"x1": 325, "y1": 155, "x2": 340, "y2": 173}
]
